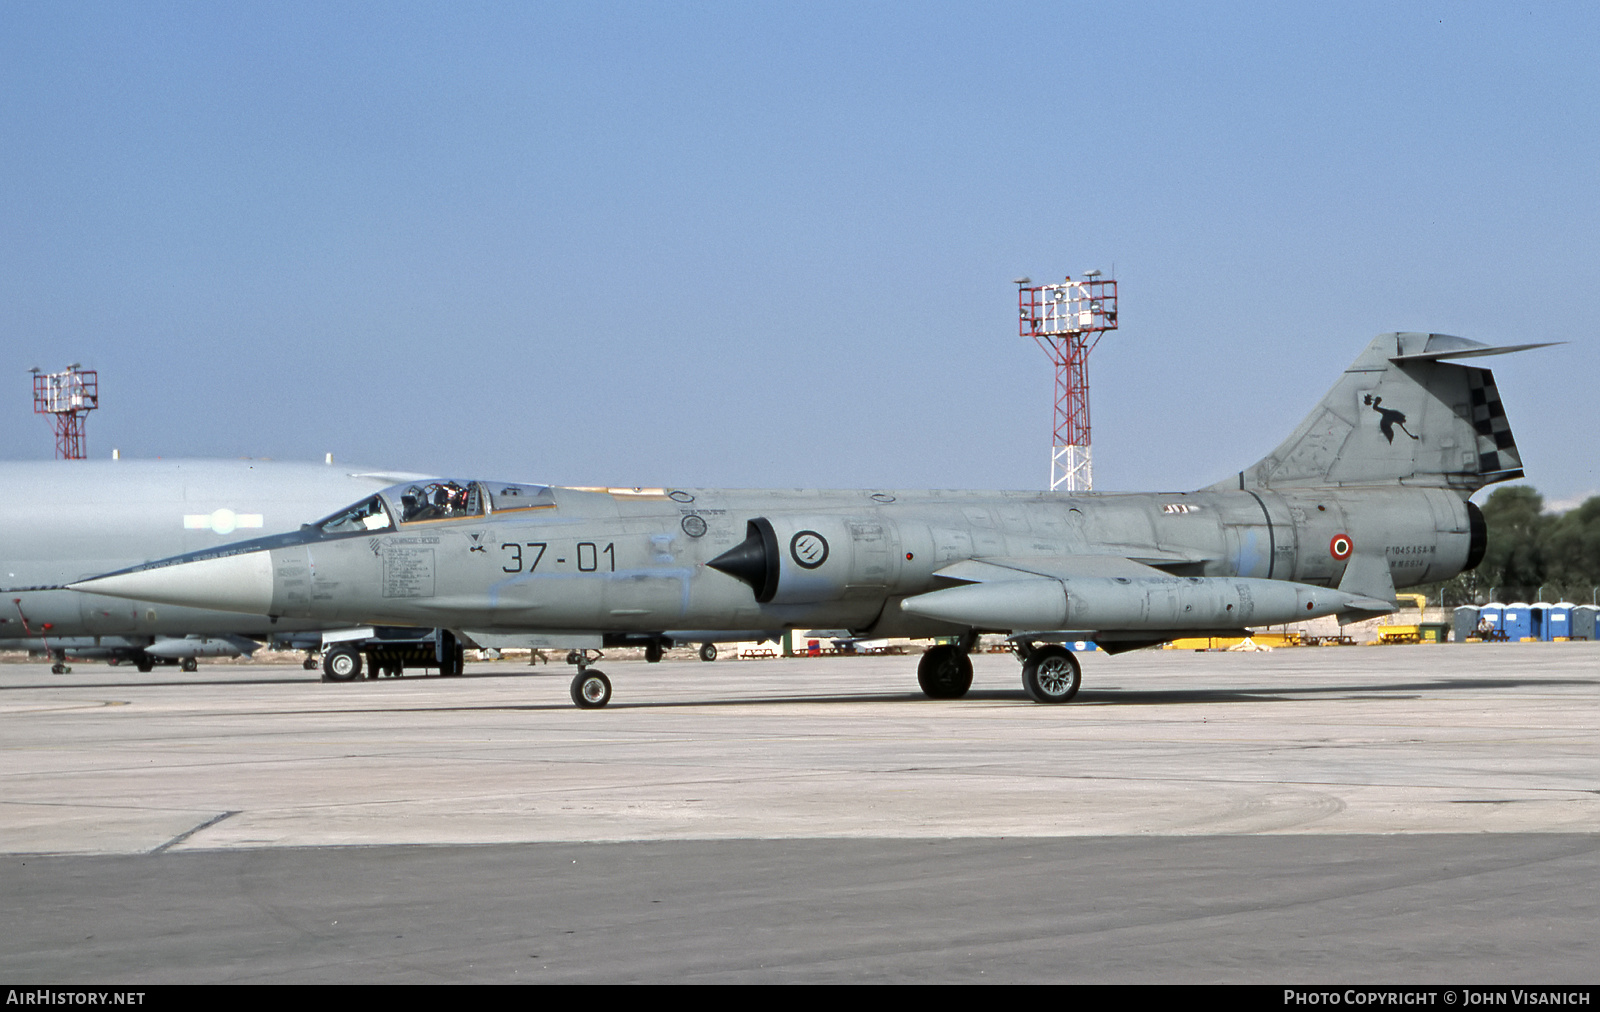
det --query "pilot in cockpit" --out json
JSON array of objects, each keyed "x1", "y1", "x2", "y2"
[{"x1": 400, "y1": 481, "x2": 472, "y2": 522}]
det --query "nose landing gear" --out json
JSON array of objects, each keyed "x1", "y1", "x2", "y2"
[{"x1": 567, "y1": 650, "x2": 612, "y2": 708}]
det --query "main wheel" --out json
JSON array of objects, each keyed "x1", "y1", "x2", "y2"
[
  {"x1": 698, "y1": 643, "x2": 717, "y2": 662},
  {"x1": 1021, "y1": 646, "x2": 1081, "y2": 703},
  {"x1": 570, "y1": 669, "x2": 612, "y2": 708},
  {"x1": 917, "y1": 645, "x2": 974, "y2": 699},
  {"x1": 323, "y1": 645, "x2": 362, "y2": 682}
]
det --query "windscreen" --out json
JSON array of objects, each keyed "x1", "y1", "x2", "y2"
[{"x1": 316, "y1": 495, "x2": 394, "y2": 535}]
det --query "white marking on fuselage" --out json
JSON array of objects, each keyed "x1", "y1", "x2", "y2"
[{"x1": 183, "y1": 508, "x2": 265, "y2": 535}]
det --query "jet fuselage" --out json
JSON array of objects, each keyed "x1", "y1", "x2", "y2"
[{"x1": 101, "y1": 482, "x2": 1478, "y2": 638}]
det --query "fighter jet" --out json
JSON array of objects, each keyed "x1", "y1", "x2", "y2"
[
  {"x1": 1, "y1": 458, "x2": 430, "y2": 672},
  {"x1": 71, "y1": 333, "x2": 1543, "y2": 706}
]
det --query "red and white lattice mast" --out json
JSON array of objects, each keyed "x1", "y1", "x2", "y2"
[
  {"x1": 31, "y1": 364, "x2": 99, "y2": 460},
  {"x1": 1016, "y1": 272, "x2": 1118, "y2": 492}
]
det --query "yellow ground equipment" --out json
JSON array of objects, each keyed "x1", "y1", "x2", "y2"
[{"x1": 1377, "y1": 594, "x2": 1450, "y2": 644}]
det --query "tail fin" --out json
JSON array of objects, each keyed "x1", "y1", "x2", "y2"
[{"x1": 1211, "y1": 332, "x2": 1550, "y2": 495}]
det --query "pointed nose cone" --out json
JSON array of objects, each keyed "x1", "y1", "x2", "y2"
[{"x1": 70, "y1": 550, "x2": 276, "y2": 615}]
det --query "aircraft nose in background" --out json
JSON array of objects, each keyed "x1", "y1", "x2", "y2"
[{"x1": 69, "y1": 550, "x2": 276, "y2": 616}]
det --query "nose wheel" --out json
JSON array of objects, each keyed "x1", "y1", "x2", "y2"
[
  {"x1": 567, "y1": 650, "x2": 612, "y2": 708},
  {"x1": 570, "y1": 669, "x2": 612, "y2": 708}
]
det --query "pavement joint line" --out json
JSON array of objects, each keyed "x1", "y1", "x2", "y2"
[{"x1": 149, "y1": 809, "x2": 240, "y2": 854}]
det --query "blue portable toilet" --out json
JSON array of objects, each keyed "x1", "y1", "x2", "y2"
[
  {"x1": 1453, "y1": 606, "x2": 1480, "y2": 643},
  {"x1": 1542, "y1": 602, "x2": 1574, "y2": 641},
  {"x1": 1502, "y1": 602, "x2": 1533, "y2": 641},
  {"x1": 1573, "y1": 605, "x2": 1600, "y2": 641},
  {"x1": 1529, "y1": 602, "x2": 1548, "y2": 641}
]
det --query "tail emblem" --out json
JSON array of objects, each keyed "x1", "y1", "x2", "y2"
[{"x1": 1363, "y1": 394, "x2": 1419, "y2": 444}]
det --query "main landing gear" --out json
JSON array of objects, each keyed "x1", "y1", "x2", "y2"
[
  {"x1": 1016, "y1": 643, "x2": 1082, "y2": 703},
  {"x1": 916, "y1": 644, "x2": 974, "y2": 699},
  {"x1": 568, "y1": 650, "x2": 612, "y2": 709},
  {"x1": 914, "y1": 639, "x2": 1084, "y2": 704}
]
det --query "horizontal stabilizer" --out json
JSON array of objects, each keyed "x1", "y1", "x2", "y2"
[
  {"x1": 1388, "y1": 334, "x2": 1561, "y2": 361},
  {"x1": 1390, "y1": 341, "x2": 1561, "y2": 362}
]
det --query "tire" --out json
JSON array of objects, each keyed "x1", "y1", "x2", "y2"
[
  {"x1": 180, "y1": 658, "x2": 198, "y2": 673},
  {"x1": 323, "y1": 645, "x2": 362, "y2": 682},
  {"x1": 302, "y1": 657, "x2": 318, "y2": 671},
  {"x1": 570, "y1": 669, "x2": 612, "y2": 708},
  {"x1": 1021, "y1": 646, "x2": 1081, "y2": 703},
  {"x1": 917, "y1": 645, "x2": 973, "y2": 699},
  {"x1": 644, "y1": 641, "x2": 663, "y2": 664},
  {"x1": 136, "y1": 657, "x2": 155, "y2": 673},
  {"x1": 699, "y1": 643, "x2": 717, "y2": 662}
]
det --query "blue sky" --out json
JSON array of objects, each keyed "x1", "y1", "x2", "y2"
[{"x1": 3, "y1": 2, "x2": 1595, "y2": 505}]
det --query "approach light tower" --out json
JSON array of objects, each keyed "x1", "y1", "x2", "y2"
[
  {"x1": 31, "y1": 364, "x2": 99, "y2": 460},
  {"x1": 1016, "y1": 271, "x2": 1118, "y2": 492}
]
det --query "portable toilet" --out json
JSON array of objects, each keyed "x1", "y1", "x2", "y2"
[
  {"x1": 1543, "y1": 602, "x2": 1574, "y2": 641},
  {"x1": 1573, "y1": 605, "x2": 1600, "y2": 641},
  {"x1": 1502, "y1": 602, "x2": 1533, "y2": 641},
  {"x1": 1453, "y1": 606, "x2": 1481, "y2": 643},
  {"x1": 1529, "y1": 602, "x2": 1548, "y2": 641}
]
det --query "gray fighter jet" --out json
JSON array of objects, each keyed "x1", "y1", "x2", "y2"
[
  {"x1": 1, "y1": 458, "x2": 429, "y2": 672},
  {"x1": 72, "y1": 333, "x2": 1543, "y2": 705}
]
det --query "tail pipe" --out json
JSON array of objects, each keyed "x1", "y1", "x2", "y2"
[{"x1": 1465, "y1": 501, "x2": 1487, "y2": 572}]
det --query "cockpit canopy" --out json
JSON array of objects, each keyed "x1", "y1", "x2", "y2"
[{"x1": 313, "y1": 480, "x2": 555, "y2": 537}]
